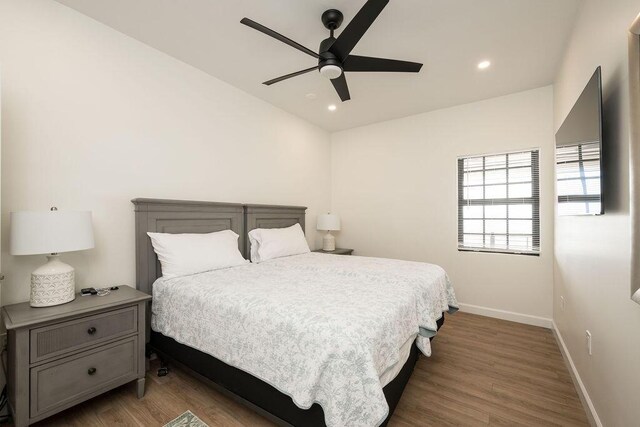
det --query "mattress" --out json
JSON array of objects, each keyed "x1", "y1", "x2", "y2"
[{"x1": 151, "y1": 253, "x2": 458, "y2": 427}]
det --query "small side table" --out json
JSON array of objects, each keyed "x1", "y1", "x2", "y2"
[
  {"x1": 312, "y1": 248, "x2": 354, "y2": 255},
  {"x1": 2, "y1": 285, "x2": 151, "y2": 427}
]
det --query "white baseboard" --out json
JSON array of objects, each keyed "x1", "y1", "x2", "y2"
[
  {"x1": 457, "y1": 303, "x2": 553, "y2": 328},
  {"x1": 552, "y1": 321, "x2": 602, "y2": 427}
]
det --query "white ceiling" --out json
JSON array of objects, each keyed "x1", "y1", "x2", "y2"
[{"x1": 55, "y1": 0, "x2": 581, "y2": 132}]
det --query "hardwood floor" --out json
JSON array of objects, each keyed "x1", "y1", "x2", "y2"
[
  {"x1": 20, "y1": 312, "x2": 588, "y2": 426},
  {"x1": 389, "y1": 313, "x2": 588, "y2": 427}
]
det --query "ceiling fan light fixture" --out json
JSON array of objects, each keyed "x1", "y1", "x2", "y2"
[{"x1": 320, "y1": 64, "x2": 343, "y2": 80}]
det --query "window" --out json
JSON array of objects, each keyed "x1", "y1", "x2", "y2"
[
  {"x1": 556, "y1": 142, "x2": 602, "y2": 215},
  {"x1": 458, "y1": 149, "x2": 540, "y2": 255}
]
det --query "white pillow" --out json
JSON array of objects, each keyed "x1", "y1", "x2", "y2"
[
  {"x1": 147, "y1": 230, "x2": 248, "y2": 279},
  {"x1": 248, "y1": 223, "x2": 310, "y2": 263}
]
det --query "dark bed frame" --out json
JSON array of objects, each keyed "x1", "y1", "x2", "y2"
[{"x1": 132, "y1": 198, "x2": 444, "y2": 427}]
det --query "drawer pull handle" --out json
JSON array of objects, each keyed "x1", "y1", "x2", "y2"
[
  {"x1": 87, "y1": 327, "x2": 97, "y2": 335},
  {"x1": 88, "y1": 367, "x2": 97, "y2": 376}
]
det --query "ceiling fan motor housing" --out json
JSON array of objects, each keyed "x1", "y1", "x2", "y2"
[{"x1": 318, "y1": 37, "x2": 343, "y2": 79}]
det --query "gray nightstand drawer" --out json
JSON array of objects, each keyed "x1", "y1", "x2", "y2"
[
  {"x1": 30, "y1": 337, "x2": 138, "y2": 418},
  {"x1": 30, "y1": 306, "x2": 137, "y2": 363}
]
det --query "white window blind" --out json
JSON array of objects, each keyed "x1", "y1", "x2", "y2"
[{"x1": 458, "y1": 149, "x2": 540, "y2": 255}]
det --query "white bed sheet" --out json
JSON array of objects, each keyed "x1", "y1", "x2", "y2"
[{"x1": 151, "y1": 253, "x2": 457, "y2": 427}]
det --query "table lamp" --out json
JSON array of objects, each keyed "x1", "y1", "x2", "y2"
[
  {"x1": 317, "y1": 213, "x2": 341, "y2": 251},
  {"x1": 10, "y1": 207, "x2": 94, "y2": 307}
]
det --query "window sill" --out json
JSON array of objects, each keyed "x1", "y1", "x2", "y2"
[{"x1": 458, "y1": 248, "x2": 540, "y2": 257}]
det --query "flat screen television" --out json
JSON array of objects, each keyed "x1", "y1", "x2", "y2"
[{"x1": 555, "y1": 66, "x2": 604, "y2": 216}]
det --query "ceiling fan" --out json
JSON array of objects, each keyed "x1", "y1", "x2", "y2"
[{"x1": 240, "y1": 0, "x2": 423, "y2": 102}]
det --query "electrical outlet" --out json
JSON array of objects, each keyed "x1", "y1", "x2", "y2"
[
  {"x1": 560, "y1": 296, "x2": 565, "y2": 311},
  {"x1": 586, "y1": 330, "x2": 592, "y2": 355}
]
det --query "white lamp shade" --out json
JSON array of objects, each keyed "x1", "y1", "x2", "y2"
[
  {"x1": 317, "y1": 213, "x2": 341, "y2": 231},
  {"x1": 10, "y1": 210, "x2": 95, "y2": 255}
]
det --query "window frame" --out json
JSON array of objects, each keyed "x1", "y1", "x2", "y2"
[{"x1": 457, "y1": 149, "x2": 541, "y2": 256}]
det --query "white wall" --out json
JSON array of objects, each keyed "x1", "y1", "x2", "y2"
[
  {"x1": 0, "y1": 0, "x2": 331, "y2": 305},
  {"x1": 331, "y1": 86, "x2": 555, "y2": 321},
  {"x1": 553, "y1": 1, "x2": 640, "y2": 425}
]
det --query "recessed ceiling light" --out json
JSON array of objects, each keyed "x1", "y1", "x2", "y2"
[
  {"x1": 328, "y1": 104, "x2": 337, "y2": 112},
  {"x1": 477, "y1": 60, "x2": 491, "y2": 70}
]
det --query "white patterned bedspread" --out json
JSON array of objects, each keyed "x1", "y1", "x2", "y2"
[{"x1": 151, "y1": 253, "x2": 458, "y2": 427}]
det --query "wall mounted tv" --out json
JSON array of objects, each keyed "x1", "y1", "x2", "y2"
[{"x1": 555, "y1": 66, "x2": 604, "y2": 216}]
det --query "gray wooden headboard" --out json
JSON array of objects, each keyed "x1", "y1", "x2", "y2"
[{"x1": 132, "y1": 198, "x2": 307, "y2": 295}]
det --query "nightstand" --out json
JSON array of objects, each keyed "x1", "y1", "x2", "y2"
[
  {"x1": 312, "y1": 248, "x2": 354, "y2": 255},
  {"x1": 2, "y1": 285, "x2": 151, "y2": 427}
]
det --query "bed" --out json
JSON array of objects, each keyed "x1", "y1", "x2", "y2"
[{"x1": 132, "y1": 198, "x2": 457, "y2": 427}]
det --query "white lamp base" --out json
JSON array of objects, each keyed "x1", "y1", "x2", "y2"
[
  {"x1": 30, "y1": 255, "x2": 76, "y2": 307},
  {"x1": 322, "y1": 231, "x2": 336, "y2": 251}
]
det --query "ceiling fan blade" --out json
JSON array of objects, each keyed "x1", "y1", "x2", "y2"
[
  {"x1": 331, "y1": 74, "x2": 351, "y2": 102},
  {"x1": 343, "y1": 55, "x2": 423, "y2": 73},
  {"x1": 263, "y1": 66, "x2": 318, "y2": 85},
  {"x1": 329, "y1": 0, "x2": 389, "y2": 61},
  {"x1": 241, "y1": 18, "x2": 320, "y2": 59}
]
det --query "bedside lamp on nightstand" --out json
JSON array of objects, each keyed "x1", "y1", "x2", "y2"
[
  {"x1": 317, "y1": 213, "x2": 341, "y2": 251},
  {"x1": 10, "y1": 207, "x2": 94, "y2": 307}
]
